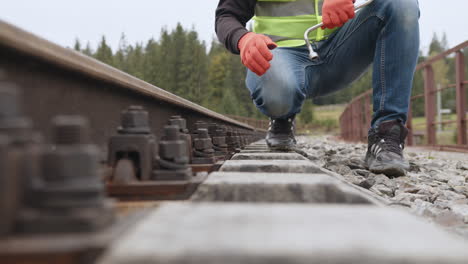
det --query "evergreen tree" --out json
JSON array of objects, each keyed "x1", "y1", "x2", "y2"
[
  {"x1": 166, "y1": 23, "x2": 187, "y2": 95},
  {"x1": 127, "y1": 43, "x2": 145, "y2": 79},
  {"x1": 82, "y1": 42, "x2": 93, "y2": 56},
  {"x1": 153, "y1": 28, "x2": 173, "y2": 89},
  {"x1": 94, "y1": 36, "x2": 114, "y2": 66},
  {"x1": 114, "y1": 33, "x2": 130, "y2": 71},
  {"x1": 206, "y1": 51, "x2": 229, "y2": 112},
  {"x1": 143, "y1": 38, "x2": 160, "y2": 86},
  {"x1": 73, "y1": 38, "x2": 81, "y2": 52},
  {"x1": 428, "y1": 33, "x2": 447, "y2": 54},
  {"x1": 73, "y1": 24, "x2": 308, "y2": 121},
  {"x1": 179, "y1": 28, "x2": 208, "y2": 103}
]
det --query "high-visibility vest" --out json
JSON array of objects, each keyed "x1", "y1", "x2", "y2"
[{"x1": 253, "y1": 0, "x2": 339, "y2": 47}]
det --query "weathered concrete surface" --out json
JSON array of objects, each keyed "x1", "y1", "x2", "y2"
[
  {"x1": 240, "y1": 149, "x2": 286, "y2": 153},
  {"x1": 249, "y1": 141, "x2": 267, "y2": 145},
  {"x1": 242, "y1": 148, "x2": 270, "y2": 151},
  {"x1": 243, "y1": 145, "x2": 269, "y2": 149},
  {"x1": 231, "y1": 153, "x2": 307, "y2": 160},
  {"x1": 191, "y1": 172, "x2": 374, "y2": 204},
  {"x1": 245, "y1": 146, "x2": 268, "y2": 149},
  {"x1": 220, "y1": 160, "x2": 322, "y2": 173},
  {"x1": 98, "y1": 203, "x2": 468, "y2": 264}
]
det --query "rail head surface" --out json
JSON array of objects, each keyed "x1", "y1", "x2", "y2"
[{"x1": 0, "y1": 20, "x2": 254, "y2": 131}]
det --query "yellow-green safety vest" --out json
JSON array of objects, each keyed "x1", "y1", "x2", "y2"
[{"x1": 253, "y1": 0, "x2": 339, "y2": 47}]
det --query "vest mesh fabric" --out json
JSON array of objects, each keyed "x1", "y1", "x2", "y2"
[{"x1": 253, "y1": 0, "x2": 338, "y2": 47}]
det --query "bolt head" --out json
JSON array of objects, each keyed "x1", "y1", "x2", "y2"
[
  {"x1": 52, "y1": 115, "x2": 89, "y2": 145},
  {"x1": 119, "y1": 106, "x2": 151, "y2": 134},
  {"x1": 168, "y1": 117, "x2": 187, "y2": 131}
]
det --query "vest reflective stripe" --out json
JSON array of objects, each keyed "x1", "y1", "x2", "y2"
[{"x1": 253, "y1": 0, "x2": 338, "y2": 47}]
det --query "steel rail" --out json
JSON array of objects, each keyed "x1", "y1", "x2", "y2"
[{"x1": 0, "y1": 20, "x2": 260, "y2": 149}]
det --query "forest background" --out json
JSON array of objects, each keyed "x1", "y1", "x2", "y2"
[{"x1": 73, "y1": 24, "x2": 467, "y2": 126}]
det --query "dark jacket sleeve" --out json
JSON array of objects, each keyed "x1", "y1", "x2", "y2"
[{"x1": 215, "y1": 0, "x2": 257, "y2": 54}]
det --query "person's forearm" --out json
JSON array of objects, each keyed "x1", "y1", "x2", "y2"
[{"x1": 215, "y1": 0, "x2": 256, "y2": 54}]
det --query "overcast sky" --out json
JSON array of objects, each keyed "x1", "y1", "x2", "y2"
[{"x1": 1, "y1": 0, "x2": 467, "y2": 55}]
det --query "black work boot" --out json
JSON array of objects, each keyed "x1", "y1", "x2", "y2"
[
  {"x1": 365, "y1": 120, "x2": 410, "y2": 177},
  {"x1": 266, "y1": 115, "x2": 296, "y2": 151}
]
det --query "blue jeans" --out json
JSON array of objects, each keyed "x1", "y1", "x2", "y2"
[{"x1": 246, "y1": 0, "x2": 420, "y2": 128}]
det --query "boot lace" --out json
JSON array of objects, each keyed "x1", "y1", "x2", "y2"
[
  {"x1": 378, "y1": 129, "x2": 404, "y2": 155},
  {"x1": 269, "y1": 117, "x2": 294, "y2": 134}
]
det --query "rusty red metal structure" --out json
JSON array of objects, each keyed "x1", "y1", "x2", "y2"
[
  {"x1": 339, "y1": 90, "x2": 372, "y2": 143},
  {"x1": 340, "y1": 41, "x2": 468, "y2": 152}
]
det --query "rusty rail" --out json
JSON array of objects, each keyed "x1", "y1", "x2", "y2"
[
  {"x1": 0, "y1": 20, "x2": 265, "y2": 149},
  {"x1": 340, "y1": 41, "x2": 468, "y2": 151}
]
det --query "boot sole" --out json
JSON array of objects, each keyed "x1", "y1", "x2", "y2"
[
  {"x1": 369, "y1": 163, "x2": 407, "y2": 177},
  {"x1": 365, "y1": 153, "x2": 409, "y2": 178}
]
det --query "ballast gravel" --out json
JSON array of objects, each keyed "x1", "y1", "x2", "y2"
[{"x1": 297, "y1": 136, "x2": 468, "y2": 239}]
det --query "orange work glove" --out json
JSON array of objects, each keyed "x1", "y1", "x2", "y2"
[
  {"x1": 238, "y1": 32, "x2": 277, "y2": 76},
  {"x1": 321, "y1": 0, "x2": 356, "y2": 29}
]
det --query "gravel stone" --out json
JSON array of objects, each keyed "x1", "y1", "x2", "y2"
[
  {"x1": 411, "y1": 199, "x2": 444, "y2": 218},
  {"x1": 346, "y1": 158, "x2": 366, "y2": 170},
  {"x1": 456, "y1": 161, "x2": 468, "y2": 170},
  {"x1": 394, "y1": 182, "x2": 421, "y2": 195},
  {"x1": 452, "y1": 186, "x2": 468, "y2": 197},
  {"x1": 440, "y1": 190, "x2": 466, "y2": 201},
  {"x1": 393, "y1": 193, "x2": 430, "y2": 203},
  {"x1": 354, "y1": 169, "x2": 370, "y2": 177},
  {"x1": 450, "y1": 204, "x2": 468, "y2": 223},
  {"x1": 358, "y1": 179, "x2": 374, "y2": 190},
  {"x1": 448, "y1": 176, "x2": 466, "y2": 187},
  {"x1": 371, "y1": 184, "x2": 394, "y2": 197},
  {"x1": 409, "y1": 162, "x2": 421, "y2": 172},
  {"x1": 348, "y1": 175, "x2": 367, "y2": 186}
]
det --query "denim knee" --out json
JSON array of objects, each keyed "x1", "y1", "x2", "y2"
[
  {"x1": 246, "y1": 47, "x2": 307, "y2": 119},
  {"x1": 260, "y1": 86, "x2": 298, "y2": 118},
  {"x1": 375, "y1": 0, "x2": 420, "y2": 24}
]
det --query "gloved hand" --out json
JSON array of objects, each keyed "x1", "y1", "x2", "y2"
[
  {"x1": 321, "y1": 0, "x2": 356, "y2": 29},
  {"x1": 238, "y1": 32, "x2": 277, "y2": 76}
]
